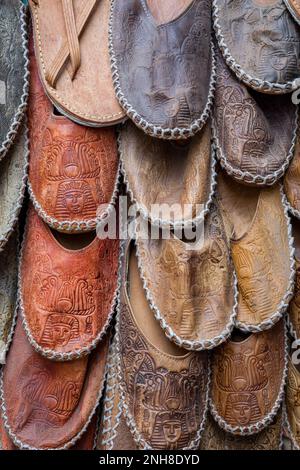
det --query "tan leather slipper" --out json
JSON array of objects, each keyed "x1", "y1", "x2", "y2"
[
  {"x1": 119, "y1": 120, "x2": 216, "y2": 227},
  {"x1": 210, "y1": 321, "x2": 287, "y2": 436},
  {"x1": 19, "y1": 204, "x2": 119, "y2": 361},
  {"x1": 218, "y1": 174, "x2": 294, "y2": 332},
  {"x1": 29, "y1": 0, "x2": 125, "y2": 126},
  {"x1": 285, "y1": 355, "x2": 300, "y2": 450},
  {"x1": 28, "y1": 41, "x2": 120, "y2": 233},
  {"x1": 284, "y1": 125, "x2": 300, "y2": 220}
]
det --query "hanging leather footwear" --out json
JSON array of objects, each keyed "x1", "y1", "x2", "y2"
[
  {"x1": 210, "y1": 322, "x2": 287, "y2": 435},
  {"x1": 285, "y1": 350, "x2": 300, "y2": 450},
  {"x1": 218, "y1": 174, "x2": 294, "y2": 332},
  {"x1": 213, "y1": 0, "x2": 300, "y2": 93},
  {"x1": 284, "y1": 0, "x2": 300, "y2": 24},
  {"x1": 28, "y1": 43, "x2": 120, "y2": 233},
  {"x1": 119, "y1": 120, "x2": 216, "y2": 227},
  {"x1": 0, "y1": 0, "x2": 28, "y2": 161},
  {"x1": 109, "y1": 0, "x2": 215, "y2": 139},
  {"x1": 135, "y1": 200, "x2": 237, "y2": 351},
  {"x1": 0, "y1": 316, "x2": 109, "y2": 450},
  {"x1": 213, "y1": 49, "x2": 297, "y2": 186},
  {"x1": 0, "y1": 120, "x2": 28, "y2": 252},
  {"x1": 200, "y1": 410, "x2": 283, "y2": 450},
  {"x1": 113, "y1": 240, "x2": 210, "y2": 450},
  {"x1": 288, "y1": 218, "x2": 300, "y2": 339},
  {"x1": 284, "y1": 125, "x2": 300, "y2": 219},
  {"x1": 19, "y1": 204, "x2": 119, "y2": 361},
  {"x1": 29, "y1": 0, "x2": 125, "y2": 126},
  {"x1": 0, "y1": 231, "x2": 18, "y2": 365}
]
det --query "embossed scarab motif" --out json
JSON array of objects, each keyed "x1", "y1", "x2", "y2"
[
  {"x1": 20, "y1": 205, "x2": 119, "y2": 359},
  {"x1": 29, "y1": 0, "x2": 125, "y2": 126},
  {"x1": 213, "y1": 50, "x2": 296, "y2": 185},
  {"x1": 119, "y1": 120, "x2": 214, "y2": 226},
  {"x1": 213, "y1": 0, "x2": 300, "y2": 93},
  {"x1": 118, "y1": 301, "x2": 209, "y2": 450},
  {"x1": 0, "y1": 318, "x2": 109, "y2": 449},
  {"x1": 28, "y1": 49, "x2": 119, "y2": 233},
  {"x1": 210, "y1": 321, "x2": 286, "y2": 434},
  {"x1": 136, "y1": 202, "x2": 236, "y2": 349},
  {"x1": 286, "y1": 358, "x2": 300, "y2": 448},
  {"x1": 200, "y1": 411, "x2": 282, "y2": 450},
  {"x1": 0, "y1": 0, "x2": 28, "y2": 160},
  {"x1": 110, "y1": 0, "x2": 214, "y2": 138}
]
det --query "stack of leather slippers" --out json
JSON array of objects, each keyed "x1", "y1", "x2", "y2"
[{"x1": 1, "y1": 0, "x2": 300, "y2": 452}]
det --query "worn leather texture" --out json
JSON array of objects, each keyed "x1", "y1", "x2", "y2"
[
  {"x1": 214, "y1": 50, "x2": 296, "y2": 186},
  {"x1": 219, "y1": 178, "x2": 292, "y2": 330},
  {"x1": 20, "y1": 205, "x2": 119, "y2": 359},
  {"x1": 136, "y1": 202, "x2": 236, "y2": 349},
  {"x1": 200, "y1": 411, "x2": 282, "y2": 450},
  {"x1": 289, "y1": 220, "x2": 300, "y2": 338},
  {"x1": 286, "y1": 357, "x2": 300, "y2": 448},
  {"x1": 110, "y1": 0, "x2": 213, "y2": 138},
  {"x1": 0, "y1": 0, "x2": 27, "y2": 160},
  {"x1": 0, "y1": 232, "x2": 18, "y2": 365},
  {"x1": 210, "y1": 321, "x2": 286, "y2": 434},
  {"x1": 284, "y1": 127, "x2": 300, "y2": 218},
  {"x1": 0, "y1": 316, "x2": 109, "y2": 450},
  {"x1": 214, "y1": 0, "x2": 300, "y2": 91},
  {"x1": 284, "y1": 0, "x2": 300, "y2": 24},
  {"x1": 118, "y1": 245, "x2": 209, "y2": 450},
  {"x1": 28, "y1": 48, "x2": 119, "y2": 233},
  {"x1": 119, "y1": 120, "x2": 214, "y2": 225},
  {"x1": 29, "y1": 0, "x2": 125, "y2": 126},
  {"x1": 0, "y1": 120, "x2": 28, "y2": 252}
]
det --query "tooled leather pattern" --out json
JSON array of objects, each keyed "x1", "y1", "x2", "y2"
[
  {"x1": 136, "y1": 203, "x2": 235, "y2": 344},
  {"x1": 0, "y1": 0, "x2": 26, "y2": 154},
  {"x1": 211, "y1": 321, "x2": 285, "y2": 430},
  {"x1": 120, "y1": 121, "x2": 212, "y2": 224},
  {"x1": 286, "y1": 360, "x2": 300, "y2": 447},
  {"x1": 112, "y1": 0, "x2": 212, "y2": 130},
  {"x1": 214, "y1": 51, "x2": 295, "y2": 183},
  {"x1": 21, "y1": 207, "x2": 119, "y2": 355},
  {"x1": 28, "y1": 54, "x2": 119, "y2": 226},
  {"x1": 284, "y1": 132, "x2": 300, "y2": 215},
  {"x1": 216, "y1": 0, "x2": 300, "y2": 84},
  {"x1": 119, "y1": 302, "x2": 208, "y2": 450},
  {"x1": 289, "y1": 257, "x2": 300, "y2": 338},
  {"x1": 2, "y1": 318, "x2": 108, "y2": 449},
  {"x1": 232, "y1": 187, "x2": 291, "y2": 326},
  {"x1": 200, "y1": 411, "x2": 282, "y2": 450}
]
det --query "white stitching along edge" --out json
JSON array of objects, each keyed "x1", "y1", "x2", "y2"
[
  {"x1": 212, "y1": 0, "x2": 300, "y2": 94},
  {"x1": 0, "y1": 1, "x2": 29, "y2": 162},
  {"x1": 108, "y1": 0, "x2": 217, "y2": 140},
  {"x1": 209, "y1": 316, "x2": 289, "y2": 436},
  {"x1": 115, "y1": 239, "x2": 212, "y2": 450},
  {"x1": 118, "y1": 127, "x2": 218, "y2": 230},
  {"x1": 234, "y1": 186, "x2": 296, "y2": 333},
  {"x1": 212, "y1": 106, "x2": 298, "y2": 186}
]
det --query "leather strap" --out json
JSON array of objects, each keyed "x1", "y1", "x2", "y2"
[{"x1": 45, "y1": 0, "x2": 97, "y2": 87}]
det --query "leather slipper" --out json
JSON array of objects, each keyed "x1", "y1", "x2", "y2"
[
  {"x1": 109, "y1": 0, "x2": 215, "y2": 139},
  {"x1": 213, "y1": 49, "x2": 297, "y2": 186},
  {"x1": 218, "y1": 174, "x2": 294, "y2": 333},
  {"x1": 213, "y1": 0, "x2": 300, "y2": 94},
  {"x1": 29, "y1": 0, "x2": 125, "y2": 126},
  {"x1": 0, "y1": 231, "x2": 19, "y2": 365},
  {"x1": 200, "y1": 410, "x2": 283, "y2": 450},
  {"x1": 0, "y1": 315, "x2": 109, "y2": 450},
  {"x1": 19, "y1": 204, "x2": 119, "y2": 361},
  {"x1": 0, "y1": 0, "x2": 29, "y2": 161},
  {"x1": 114, "y1": 240, "x2": 210, "y2": 450},
  {"x1": 135, "y1": 201, "x2": 238, "y2": 351},
  {"x1": 0, "y1": 120, "x2": 28, "y2": 252},
  {"x1": 28, "y1": 44, "x2": 120, "y2": 233},
  {"x1": 210, "y1": 321, "x2": 287, "y2": 436},
  {"x1": 119, "y1": 120, "x2": 216, "y2": 227},
  {"x1": 288, "y1": 218, "x2": 300, "y2": 339},
  {"x1": 285, "y1": 355, "x2": 300, "y2": 450},
  {"x1": 284, "y1": 125, "x2": 300, "y2": 220}
]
